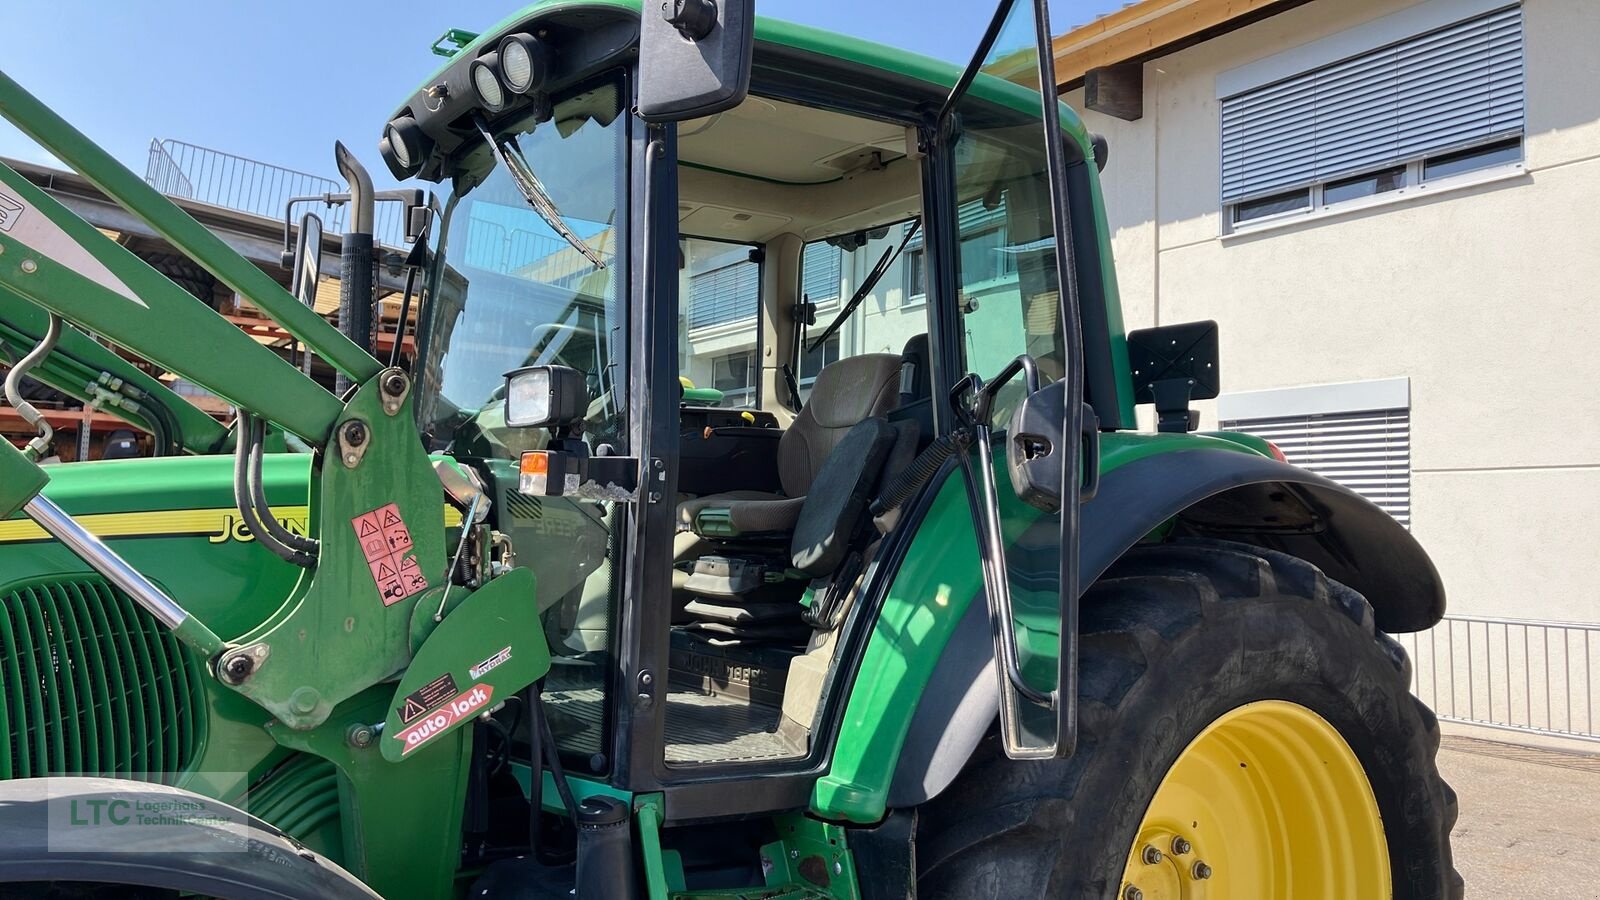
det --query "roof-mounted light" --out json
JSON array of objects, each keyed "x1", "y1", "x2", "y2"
[
  {"x1": 497, "y1": 34, "x2": 548, "y2": 95},
  {"x1": 380, "y1": 115, "x2": 427, "y2": 180},
  {"x1": 470, "y1": 54, "x2": 508, "y2": 113}
]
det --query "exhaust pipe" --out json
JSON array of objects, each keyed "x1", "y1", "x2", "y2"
[{"x1": 334, "y1": 143, "x2": 376, "y2": 395}]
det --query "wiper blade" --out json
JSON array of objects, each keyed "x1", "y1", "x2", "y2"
[
  {"x1": 808, "y1": 219, "x2": 920, "y2": 354},
  {"x1": 474, "y1": 116, "x2": 607, "y2": 270}
]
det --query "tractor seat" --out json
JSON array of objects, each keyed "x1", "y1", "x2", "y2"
[{"x1": 677, "y1": 353, "x2": 903, "y2": 540}]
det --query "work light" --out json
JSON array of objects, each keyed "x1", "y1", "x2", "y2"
[
  {"x1": 471, "y1": 55, "x2": 508, "y2": 113},
  {"x1": 498, "y1": 34, "x2": 547, "y2": 95},
  {"x1": 382, "y1": 116, "x2": 425, "y2": 177},
  {"x1": 504, "y1": 365, "x2": 587, "y2": 429}
]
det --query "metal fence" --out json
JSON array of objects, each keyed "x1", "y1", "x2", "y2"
[
  {"x1": 144, "y1": 139, "x2": 408, "y2": 247},
  {"x1": 1397, "y1": 614, "x2": 1599, "y2": 743}
]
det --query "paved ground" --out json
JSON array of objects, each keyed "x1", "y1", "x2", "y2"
[{"x1": 1438, "y1": 735, "x2": 1600, "y2": 897}]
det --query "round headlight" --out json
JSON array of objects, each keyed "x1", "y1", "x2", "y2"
[
  {"x1": 498, "y1": 34, "x2": 547, "y2": 95},
  {"x1": 381, "y1": 116, "x2": 426, "y2": 179},
  {"x1": 470, "y1": 55, "x2": 507, "y2": 113}
]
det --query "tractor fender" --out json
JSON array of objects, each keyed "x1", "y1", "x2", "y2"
[
  {"x1": 0, "y1": 777, "x2": 379, "y2": 899},
  {"x1": 888, "y1": 448, "x2": 1445, "y2": 809}
]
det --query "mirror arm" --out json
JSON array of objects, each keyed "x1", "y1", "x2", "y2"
[{"x1": 951, "y1": 370, "x2": 1053, "y2": 708}]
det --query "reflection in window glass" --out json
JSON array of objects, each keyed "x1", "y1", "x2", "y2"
[
  {"x1": 1233, "y1": 189, "x2": 1311, "y2": 223},
  {"x1": 797, "y1": 227, "x2": 928, "y2": 405},
  {"x1": 414, "y1": 79, "x2": 627, "y2": 768},
  {"x1": 1324, "y1": 166, "x2": 1406, "y2": 205},
  {"x1": 1424, "y1": 138, "x2": 1523, "y2": 181}
]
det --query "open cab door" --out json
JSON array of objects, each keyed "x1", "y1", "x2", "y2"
[{"x1": 935, "y1": 0, "x2": 1095, "y2": 760}]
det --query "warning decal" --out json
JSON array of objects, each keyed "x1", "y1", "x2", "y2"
[
  {"x1": 351, "y1": 502, "x2": 427, "y2": 606},
  {"x1": 398, "y1": 672, "x2": 459, "y2": 723},
  {"x1": 394, "y1": 684, "x2": 494, "y2": 756}
]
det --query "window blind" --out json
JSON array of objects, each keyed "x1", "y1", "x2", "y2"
[
  {"x1": 687, "y1": 261, "x2": 759, "y2": 329},
  {"x1": 1221, "y1": 5, "x2": 1523, "y2": 203},
  {"x1": 801, "y1": 243, "x2": 843, "y2": 303},
  {"x1": 1222, "y1": 409, "x2": 1412, "y2": 527}
]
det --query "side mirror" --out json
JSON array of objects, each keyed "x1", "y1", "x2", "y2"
[
  {"x1": 504, "y1": 365, "x2": 589, "y2": 430},
  {"x1": 290, "y1": 213, "x2": 324, "y2": 307},
  {"x1": 637, "y1": 0, "x2": 756, "y2": 122},
  {"x1": 1005, "y1": 381, "x2": 1100, "y2": 513}
]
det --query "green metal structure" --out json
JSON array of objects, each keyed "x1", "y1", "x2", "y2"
[{"x1": 0, "y1": 2, "x2": 1461, "y2": 898}]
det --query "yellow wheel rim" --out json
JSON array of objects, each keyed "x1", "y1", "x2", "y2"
[{"x1": 1118, "y1": 700, "x2": 1390, "y2": 900}]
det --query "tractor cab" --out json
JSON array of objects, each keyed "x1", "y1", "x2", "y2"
[{"x1": 384, "y1": 0, "x2": 1096, "y2": 817}]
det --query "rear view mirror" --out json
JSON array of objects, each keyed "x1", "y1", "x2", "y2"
[
  {"x1": 637, "y1": 0, "x2": 755, "y2": 122},
  {"x1": 1127, "y1": 320, "x2": 1220, "y2": 434},
  {"x1": 290, "y1": 213, "x2": 324, "y2": 308}
]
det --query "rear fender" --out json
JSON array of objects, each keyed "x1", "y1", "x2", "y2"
[
  {"x1": 889, "y1": 448, "x2": 1445, "y2": 808},
  {"x1": 0, "y1": 777, "x2": 378, "y2": 899}
]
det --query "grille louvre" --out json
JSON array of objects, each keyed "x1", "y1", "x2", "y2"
[{"x1": 0, "y1": 576, "x2": 204, "y2": 782}]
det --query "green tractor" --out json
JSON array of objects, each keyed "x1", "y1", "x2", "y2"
[{"x1": 0, "y1": 0, "x2": 1460, "y2": 897}]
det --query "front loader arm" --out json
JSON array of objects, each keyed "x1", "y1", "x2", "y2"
[
  {"x1": 0, "y1": 159, "x2": 345, "y2": 443},
  {"x1": 0, "y1": 70, "x2": 517, "y2": 737},
  {"x1": 0, "y1": 71, "x2": 379, "y2": 389},
  {"x1": 0, "y1": 286, "x2": 229, "y2": 455}
]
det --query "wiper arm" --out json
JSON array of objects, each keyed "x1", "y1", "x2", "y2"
[
  {"x1": 474, "y1": 116, "x2": 608, "y2": 270},
  {"x1": 808, "y1": 219, "x2": 921, "y2": 354}
]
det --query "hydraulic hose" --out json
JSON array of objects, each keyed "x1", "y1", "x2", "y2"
[
  {"x1": 247, "y1": 415, "x2": 319, "y2": 554},
  {"x1": 871, "y1": 431, "x2": 968, "y2": 517},
  {"x1": 3, "y1": 313, "x2": 61, "y2": 459},
  {"x1": 232, "y1": 414, "x2": 315, "y2": 568}
]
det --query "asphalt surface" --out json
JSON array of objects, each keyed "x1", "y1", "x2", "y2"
[{"x1": 1437, "y1": 735, "x2": 1600, "y2": 897}]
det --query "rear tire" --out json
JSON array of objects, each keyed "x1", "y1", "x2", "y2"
[{"x1": 915, "y1": 539, "x2": 1462, "y2": 899}]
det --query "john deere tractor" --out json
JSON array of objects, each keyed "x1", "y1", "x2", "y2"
[{"x1": 0, "y1": 0, "x2": 1460, "y2": 897}]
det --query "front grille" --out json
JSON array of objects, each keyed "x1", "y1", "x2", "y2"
[{"x1": 0, "y1": 576, "x2": 204, "y2": 781}]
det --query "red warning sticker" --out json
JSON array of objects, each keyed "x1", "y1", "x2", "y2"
[
  {"x1": 393, "y1": 684, "x2": 494, "y2": 755},
  {"x1": 351, "y1": 503, "x2": 428, "y2": 606}
]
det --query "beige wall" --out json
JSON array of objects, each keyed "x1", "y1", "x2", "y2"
[{"x1": 1066, "y1": 0, "x2": 1600, "y2": 622}]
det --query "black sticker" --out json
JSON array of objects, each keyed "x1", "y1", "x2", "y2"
[{"x1": 399, "y1": 672, "x2": 459, "y2": 723}]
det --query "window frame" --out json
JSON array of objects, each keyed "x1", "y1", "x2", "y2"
[{"x1": 1226, "y1": 136, "x2": 1526, "y2": 233}]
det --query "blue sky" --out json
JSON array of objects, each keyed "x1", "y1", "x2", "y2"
[{"x1": 0, "y1": 0, "x2": 1123, "y2": 189}]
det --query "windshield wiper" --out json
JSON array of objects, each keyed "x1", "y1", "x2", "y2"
[
  {"x1": 808, "y1": 219, "x2": 921, "y2": 353},
  {"x1": 474, "y1": 115, "x2": 608, "y2": 270}
]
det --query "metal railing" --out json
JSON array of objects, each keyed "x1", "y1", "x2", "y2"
[
  {"x1": 1397, "y1": 614, "x2": 1599, "y2": 743},
  {"x1": 144, "y1": 139, "x2": 408, "y2": 247}
]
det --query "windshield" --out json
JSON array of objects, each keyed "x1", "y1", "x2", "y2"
[{"x1": 415, "y1": 80, "x2": 626, "y2": 459}]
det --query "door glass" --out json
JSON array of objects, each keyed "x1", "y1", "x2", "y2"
[
  {"x1": 946, "y1": 0, "x2": 1069, "y2": 757},
  {"x1": 414, "y1": 80, "x2": 629, "y2": 766},
  {"x1": 679, "y1": 236, "x2": 762, "y2": 408},
  {"x1": 796, "y1": 223, "x2": 929, "y2": 404}
]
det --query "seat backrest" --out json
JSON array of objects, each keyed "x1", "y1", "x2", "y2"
[
  {"x1": 778, "y1": 353, "x2": 901, "y2": 497},
  {"x1": 790, "y1": 417, "x2": 898, "y2": 577}
]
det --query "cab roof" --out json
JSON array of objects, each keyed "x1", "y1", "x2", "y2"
[{"x1": 389, "y1": 0, "x2": 1091, "y2": 181}]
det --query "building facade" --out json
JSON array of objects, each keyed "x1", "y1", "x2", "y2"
[{"x1": 1059, "y1": 0, "x2": 1598, "y2": 742}]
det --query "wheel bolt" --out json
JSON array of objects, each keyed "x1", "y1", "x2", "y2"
[
  {"x1": 1123, "y1": 886, "x2": 1143, "y2": 900},
  {"x1": 1171, "y1": 836, "x2": 1192, "y2": 855},
  {"x1": 1192, "y1": 861, "x2": 1213, "y2": 880},
  {"x1": 1141, "y1": 845, "x2": 1163, "y2": 865}
]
